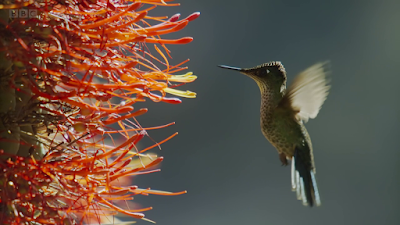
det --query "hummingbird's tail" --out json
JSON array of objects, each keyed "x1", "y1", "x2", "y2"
[{"x1": 291, "y1": 147, "x2": 321, "y2": 207}]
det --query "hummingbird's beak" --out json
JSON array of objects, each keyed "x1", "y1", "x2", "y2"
[{"x1": 218, "y1": 65, "x2": 242, "y2": 71}]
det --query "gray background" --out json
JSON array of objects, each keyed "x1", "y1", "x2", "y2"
[{"x1": 130, "y1": 1, "x2": 400, "y2": 225}]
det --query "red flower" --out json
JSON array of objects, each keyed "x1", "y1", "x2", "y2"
[{"x1": 0, "y1": 0, "x2": 199, "y2": 224}]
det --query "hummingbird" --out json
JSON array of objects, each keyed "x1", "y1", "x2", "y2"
[{"x1": 218, "y1": 61, "x2": 330, "y2": 207}]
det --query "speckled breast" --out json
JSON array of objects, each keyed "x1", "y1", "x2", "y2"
[{"x1": 260, "y1": 109, "x2": 304, "y2": 158}]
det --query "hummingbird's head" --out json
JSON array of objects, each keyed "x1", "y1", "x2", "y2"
[{"x1": 219, "y1": 61, "x2": 287, "y2": 93}]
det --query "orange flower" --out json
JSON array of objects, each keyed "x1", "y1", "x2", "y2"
[{"x1": 0, "y1": 0, "x2": 199, "y2": 224}]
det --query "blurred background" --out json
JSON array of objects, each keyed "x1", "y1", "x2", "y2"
[{"x1": 129, "y1": 1, "x2": 400, "y2": 225}]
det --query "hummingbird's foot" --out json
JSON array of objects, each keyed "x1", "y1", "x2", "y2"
[{"x1": 279, "y1": 153, "x2": 288, "y2": 166}]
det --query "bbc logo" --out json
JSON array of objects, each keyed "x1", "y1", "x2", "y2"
[{"x1": 9, "y1": 9, "x2": 37, "y2": 18}]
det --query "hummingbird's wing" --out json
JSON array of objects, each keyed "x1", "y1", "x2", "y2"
[{"x1": 280, "y1": 62, "x2": 330, "y2": 123}]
